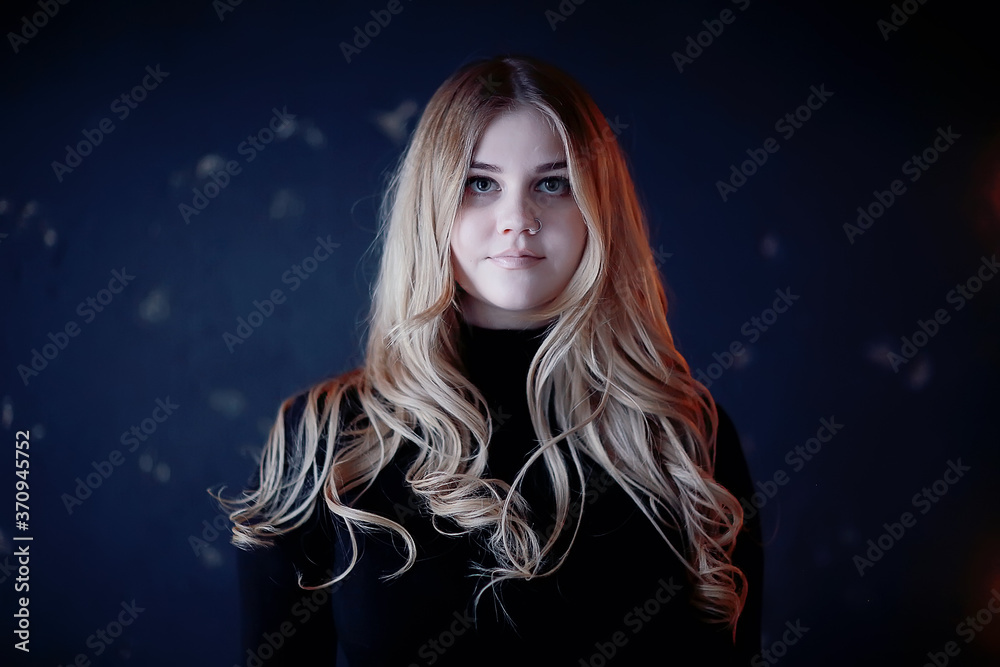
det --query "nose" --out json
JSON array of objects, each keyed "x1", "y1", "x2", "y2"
[{"x1": 496, "y1": 194, "x2": 539, "y2": 236}]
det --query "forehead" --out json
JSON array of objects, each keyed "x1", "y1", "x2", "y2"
[{"x1": 472, "y1": 107, "x2": 565, "y2": 163}]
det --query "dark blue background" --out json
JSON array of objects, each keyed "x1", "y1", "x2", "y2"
[{"x1": 2, "y1": 0, "x2": 998, "y2": 665}]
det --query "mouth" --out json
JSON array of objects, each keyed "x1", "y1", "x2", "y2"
[
  {"x1": 490, "y1": 250, "x2": 542, "y2": 259},
  {"x1": 489, "y1": 254, "x2": 543, "y2": 268}
]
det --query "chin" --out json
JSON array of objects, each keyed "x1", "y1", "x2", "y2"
[{"x1": 485, "y1": 294, "x2": 550, "y2": 312}]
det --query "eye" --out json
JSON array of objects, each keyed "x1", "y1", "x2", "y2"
[
  {"x1": 465, "y1": 176, "x2": 497, "y2": 194},
  {"x1": 538, "y1": 176, "x2": 570, "y2": 195}
]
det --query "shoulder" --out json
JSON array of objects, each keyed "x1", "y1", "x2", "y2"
[
  {"x1": 275, "y1": 373, "x2": 366, "y2": 462},
  {"x1": 712, "y1": 402, "x2": 764, "y2": 656},
  {"x1": 712, "y1": 402, "x2": 749, "y2": 496},
  {"x1": 280, "y1": 373, "x2": 365, "y2": 435},
  {"x1": 250, "y1": 375, "x2": 366, "y2": 577},
  {"x1": 242, "y1": 373, "x2": 366, "y2": 500}
]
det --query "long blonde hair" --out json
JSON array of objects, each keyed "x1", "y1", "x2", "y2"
[{"x1": 220, "y1": 54, "x2": 747, "y2": 631}]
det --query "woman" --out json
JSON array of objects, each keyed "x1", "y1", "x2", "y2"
[{"x1": 220, "y1": 54, "x2": 763, "y2": 666}]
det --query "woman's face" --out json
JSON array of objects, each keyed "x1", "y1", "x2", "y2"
[{"x1": 450, "y1": 107, "x2": 587, "y2": 329}]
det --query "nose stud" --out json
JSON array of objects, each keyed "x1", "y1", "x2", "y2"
[{"x1": 528, "y1": 218, "x2": 542, "y2": 235}]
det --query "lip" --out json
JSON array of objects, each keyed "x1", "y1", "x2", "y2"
[
  {"x1": 489, "y1": 254, "x2": 543, "y2": 268},
  {"x1": 491, "y1": 248, "x2": 542, "y2": 258}
]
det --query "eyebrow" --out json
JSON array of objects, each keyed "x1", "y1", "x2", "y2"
[{"x1": 469, "y1": 160, "x2": 567, "y2": 174}]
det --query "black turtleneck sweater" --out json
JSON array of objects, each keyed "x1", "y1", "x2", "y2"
[{"x1": 236, "y1": 322, "x2": 763, "y2": 666}]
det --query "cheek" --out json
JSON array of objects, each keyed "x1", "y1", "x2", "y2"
[
  {"x1": 449, "y1": 221, "x2": 476, "y2": 270},
  {"x1": 563, "y1": 225, "x2": 588, "y2": 279},
  {"x1": 449, "y1": 242, "x2": 465, "y2": 277},
  {"x1": 568, "y1": 215, "x2": 588, "y2": 260},
  {"x1": 454, "y1": 211, "x2": 490, "y2": 252}
]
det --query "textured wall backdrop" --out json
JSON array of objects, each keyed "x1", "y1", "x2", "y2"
[{"x1": 1, "y1": 0, "x2": 998, "y2": 665}]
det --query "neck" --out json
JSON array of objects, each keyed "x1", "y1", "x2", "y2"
[
  {"x1": 456, "y1": 294, "x2": 557, "y2": 330},
  {"x1": 457, "y1": 318, "x2": 549, "y2": 407}
]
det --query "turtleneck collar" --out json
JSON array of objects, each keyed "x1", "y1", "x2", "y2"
[
  {"x1": 456, "y1": 319, "x2": 553, "y2": 485},
  {"x1": 457, "y1": 319, "x2": 550, "y2": 406}
]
